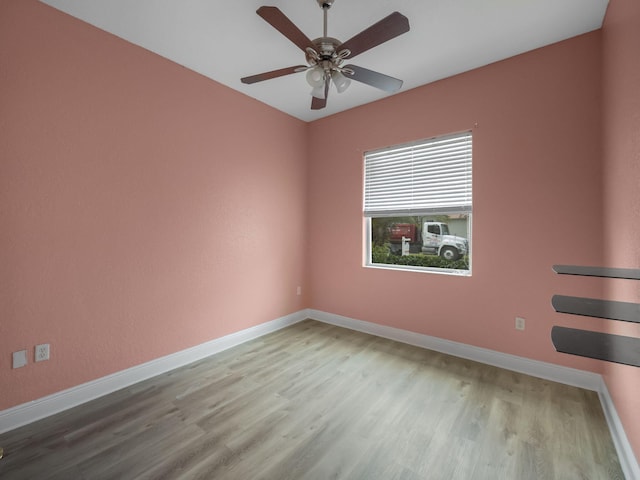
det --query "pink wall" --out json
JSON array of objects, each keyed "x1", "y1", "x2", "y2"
[
  {"x1": 308, "y1": 32, "x2": 605, "y2": 369},
  {"x1": 601, "y1": 0, "x2": 640, "y2": 461},
  {"x1": 0, "y1": 1, "x2": 308, "y2": 410}
]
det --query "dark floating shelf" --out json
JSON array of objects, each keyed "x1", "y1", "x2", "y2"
[
  {"x1": 552, "y1": 264, "x2": 640, "y2": 366},
  {"x1": 552, "y1": 265, "x2": 640, "y2": 280},
  {"x1": 551, "y1": 326, "x2": 640, "y2": 367},
  {"x1": 552, "y1": 295, "x2": 640, "y2": 324}
]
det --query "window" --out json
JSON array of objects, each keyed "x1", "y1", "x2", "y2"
[{"x1": 364, "y1": 131, "x2": 472, "y2": 275}]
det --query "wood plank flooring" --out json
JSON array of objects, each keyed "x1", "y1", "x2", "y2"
[{"x1": 0, "y1": 320, "x2": 624, "y2": 479}]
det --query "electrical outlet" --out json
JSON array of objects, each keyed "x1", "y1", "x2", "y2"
[
  {"x1": 515, "y1": 317, "x2": 526, "y2": 331},
  {"x1": 12, "y1": 350, "x2": 27, "y2": 369},
  {"x1": 296, "y1": 286, "x2": 302, "y2": 296},
  {"x1": 35, "y1": 343, "x2": 50, "y2": 362}
]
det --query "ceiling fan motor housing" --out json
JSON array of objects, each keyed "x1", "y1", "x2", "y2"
[{"x1": 309, "y1": 37, "x2": 341, "y2": 60}]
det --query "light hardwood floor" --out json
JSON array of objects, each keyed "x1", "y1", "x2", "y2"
[{"x1": 0, "y1": 320, "x2": 623, "y2": 479}]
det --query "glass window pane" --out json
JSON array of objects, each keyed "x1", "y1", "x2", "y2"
[{"x1": 369, "y1": 214, "x2": 471, "y2": 274}]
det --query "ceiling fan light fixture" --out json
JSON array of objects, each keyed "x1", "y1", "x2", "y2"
[
  {"x1": 331, "y1": 70, "x2": 350, "y2": 93},
  {"x1": 306, "y1": 66, "x2": 325, "y2": 88}
]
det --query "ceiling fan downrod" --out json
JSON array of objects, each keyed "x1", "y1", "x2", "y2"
[{"x1": 317, "y1": 0, "x2": 334, "y2": 37}]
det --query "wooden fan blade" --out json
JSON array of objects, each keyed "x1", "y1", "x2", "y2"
[
  {"x1": 311, "y1": 78, "x2": 330, "y2": 110},
  {"x1": 257, "y1": 6, "x2": 316, "y2": 53},
  {"x1": 344, "y1": 64, "x2": 403, "y2": 92},
  {"x1": 338, "y1": 12, "x2": 409, "y2": 59},
  {"x1": 241, "y1": 65, "x2": 306, "y2": 84},
  {"x1": 311, "y1": 96, "x2": 326, "y2": 110}
]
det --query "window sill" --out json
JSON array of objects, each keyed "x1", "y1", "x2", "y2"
[{"x1": 365, "y1": 263, "x2": 472, "y2": 276}]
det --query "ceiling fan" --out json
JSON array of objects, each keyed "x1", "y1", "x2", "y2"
[{"x1": 240, "y1": 0, "x2": 410, "y2": 110}]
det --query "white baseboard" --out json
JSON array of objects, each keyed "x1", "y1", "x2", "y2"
[
  {"x1": 597, "y1": 378, "x2": 640, "y2": 480},
  {"x1": 307, "y1": 309, "x2": 639, "y2": 480},
  {"x1": 0, "y1": 309, "x2": 308, "y2": 435},
  {"x1": 308, "y1": 309, "x2": 602, "y2": 389}
]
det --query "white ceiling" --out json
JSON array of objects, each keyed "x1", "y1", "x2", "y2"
[{"x1": 40, "y1": 0, "x2": 609, "y2": 122}]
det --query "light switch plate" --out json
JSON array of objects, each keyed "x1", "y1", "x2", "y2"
[{"x1": 13, "y1": 350, "x2": 27, "y2": 368}]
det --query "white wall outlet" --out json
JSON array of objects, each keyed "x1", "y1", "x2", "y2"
[
  {"x1": 12, "y1": 350, "x2": 27, "y2": 369},
  {"x1": 296, "y1": 286, "x2": 302, "y2": 296},
  {"x1": 35, "y1": 343, "x2": 50, "y2": 362},
  {"x1": 515, "y1": 317, "x2": 526, "y2": 331}
]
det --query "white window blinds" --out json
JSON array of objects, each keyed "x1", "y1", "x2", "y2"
[{"x1": 364, "y1": 132, "x2": 472, "y2": 217}]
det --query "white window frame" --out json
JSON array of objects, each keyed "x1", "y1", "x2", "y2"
[{"x1": 363, "y1": 131, "x2": 473, "y2": 276}]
